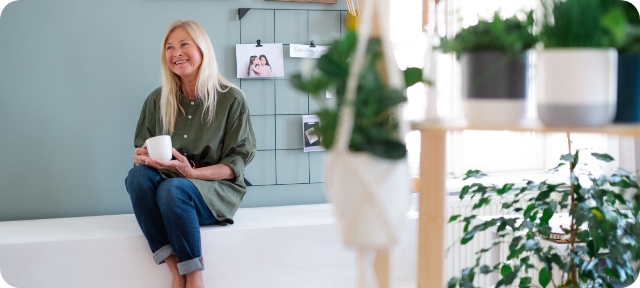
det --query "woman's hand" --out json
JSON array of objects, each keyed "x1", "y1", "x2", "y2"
[
  {"x1": 144, "y1": 148, "x2": 195, "y2": 178},
  {"x1": 133, "y1": 147, "x2": 150, "y2": 166}
]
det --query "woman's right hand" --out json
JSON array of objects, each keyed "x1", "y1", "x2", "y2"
[{"x1": 133, "y1": 147, "x2": 151, "y2": 166}]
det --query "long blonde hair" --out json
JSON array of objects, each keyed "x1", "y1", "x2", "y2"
[{"x1": 159, "y1": 20, "x2": 236, "y2": 135}]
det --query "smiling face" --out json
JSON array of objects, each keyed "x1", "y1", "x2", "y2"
[
  {"x1": 164, "y1": 27, "x2": 202, "y2": 82},
  {"x1": 260, "y1": 57, "x2": 266, "y2": 66}
]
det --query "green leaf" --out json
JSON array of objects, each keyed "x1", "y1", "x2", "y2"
[
  {"x1": 591, "y1": 207, "x2": 605, "y2": 220},
  {"x1": 560, "y1": 153, "x2": 573, "y2": 162},
  {"x1": 472, "y1": 197, "x2": 491, "y2": 210},
  {"x1": 447, "y1": 277, "x2": 459, "y2": 288},
  {"x1": 449, "y1": 214, "x2": 462, "y2": 223},
  {"x1": 459, "y1": 186, "x2": 470, "y2": 199},
  {"x1": 591, "y1": 152, "x2": 615, "y2": 163},
  {"x1": 518, "y1": 277, "x2": 532, "y2": 288},
  {"x1": 539, "y1": 267, "x2": 551, "y2": 287},
  {"x1": 463, "y1": 170, "x2": 487, "y2": 180},
  {"x1": 479, "y1": 265, "x2": 493, "y2": 274},
  {"x1": 540, "y1": 208, "x2": 554, "y2": 226},
  {"x1": 523, "y1": 203, "x2": 535, "y2": 218},
  {"x1": 601, "y1": 6, "x2": 628, "y2": 47},
  {"x1": 289, "y1": 74, "x2": 331, "y2": 94},
  {"x1": 403, "y1": 67, "x2": 423, "y2": 88},
  {"x1": 461, "y1": 231, "x2": 476, "y2": 245},
  {"x1": 500, "y1": 264, "x2": 513, "y2": 277},
  {"x1": 497, "y1": 183, "x2": 514, "y2": 195}
]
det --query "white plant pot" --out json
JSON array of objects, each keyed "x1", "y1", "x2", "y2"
[
  {"x1": 324, "y1": 151, "x2": 411, "y2": 249},
  {"x1": 463, "y1": 99, "x2": 527, "y2": 126},
  {"x1": 537, "y1": 48, "x2": 618, "y2": 127}
]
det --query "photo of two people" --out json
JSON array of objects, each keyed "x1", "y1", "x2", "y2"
[
  {"x1": 248, "y1": 55, "x2": 272, "y2": 77},
  {"x1": 236, "y1": 43, "x2": 284, "y2": 78}
]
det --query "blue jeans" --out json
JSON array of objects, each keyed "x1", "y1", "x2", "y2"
[{"x1": 124, "y1": 165, "x2": 219, "y2": 275}]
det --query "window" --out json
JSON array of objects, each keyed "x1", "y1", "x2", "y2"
[{"x1": 391, "y1": 0, "x2": 615, "y2": 178}]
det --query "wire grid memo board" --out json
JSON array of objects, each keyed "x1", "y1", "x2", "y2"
[{"x1": 237, "y1": 8, "x2": 347, "y2": 187}]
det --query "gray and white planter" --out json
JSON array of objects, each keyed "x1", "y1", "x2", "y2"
[
  {"x1": 461, "y1": 51, "x2": 530, "y2": 126},
  {"x1": 537, "y1": 48, "x2": 618, "y2": 127}
]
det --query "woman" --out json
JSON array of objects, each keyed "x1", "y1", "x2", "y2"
[
  {"x1": 125, "y1": 20, "x2": 256, "y2": 288},
  {"x1": 248, "y1": 55, "x2": 260, "y2": 77},
  {"x1": 258, "y1": 55, "x2": 272, "y2": 77}
]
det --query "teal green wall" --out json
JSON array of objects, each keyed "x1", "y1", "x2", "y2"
[{"x1": 0, "y1": 0, "x2": 346, "y2": 221}]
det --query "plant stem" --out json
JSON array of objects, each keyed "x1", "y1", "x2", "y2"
[{"x1": 567, "y1": 132, "x2": 578, "y2": 285}]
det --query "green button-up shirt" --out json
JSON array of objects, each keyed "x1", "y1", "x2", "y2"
[{"x1": 134, "y1": 86, "x2": 256, "y2": 224}]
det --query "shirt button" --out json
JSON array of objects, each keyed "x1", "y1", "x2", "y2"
[
  {"x1": 183, "y1": 152, "x2": 187, "y2": 156},
  {"x1": 190, "y1": 102, "x2": 194, "y2": 106},
  {"x1": 188, "y1": 115, "x2": 192, "y2": 119},
  {"x1": 184, "y1": 135, "x2": 188, "y2": 138}
]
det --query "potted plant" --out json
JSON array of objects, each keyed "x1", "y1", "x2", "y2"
[
  {"x1": 615, "y1": 1, "x2": 640, "y2": 122},
  {"x1": 436, "y1": 12, "x2": 537, "y2": 125},
  {"x1": 447, "y1": 148, "x2": 640, "y2": 287},
  {"x1": 537, "y1": 0, "x2": 626, "y2": 127}
]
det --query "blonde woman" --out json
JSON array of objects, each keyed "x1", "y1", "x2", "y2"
[{"x1": 125, "y1": 20, "x2": 256, "y2": 288}]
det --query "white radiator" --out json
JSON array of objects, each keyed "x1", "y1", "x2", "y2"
[
  {"x1": 445, "y1": 195, "x2": 504, "y2": 287},
  {"x1": 445, "y1": 195, "x2": 560, "y2": 287}
]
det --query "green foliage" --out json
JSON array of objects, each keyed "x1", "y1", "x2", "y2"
[
  {"x1": 435, "y1": 12, "x2": 537, "y2": 59},
  {"x1": 617, "y1": 1, "x2": 640, "y2": 53},
  {"x1": 290, "y1": 31, "x2": 422, "y2": 159},
  {"x1": 539, "y1": 0, "x2": 628, "y2": 48},
  {"x1": 449, "y1": 150, "x2": 640, "y2": 287}
]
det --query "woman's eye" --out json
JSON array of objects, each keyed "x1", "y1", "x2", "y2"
[
  {"x1": 181, "y1": 43, "x2": 189, "y2": 47},
  {"x1": 166, "y1": 46, "x2": 173, "y2": 50}
]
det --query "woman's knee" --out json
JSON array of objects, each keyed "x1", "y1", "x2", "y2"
[
  {"x1": 156, "y1": 179, "x2": 194, "y2": 209},
  {"x1": 125, "y1": 165, "x2": 161, "y2": 195}
]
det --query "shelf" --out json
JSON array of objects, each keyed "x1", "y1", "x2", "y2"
[{"x1": 411, "y1": 120, "x2": 640, "y2": 137}]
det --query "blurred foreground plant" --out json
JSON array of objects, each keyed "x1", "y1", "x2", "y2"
[{"x1": 289, "y1": 31, "x2": 422, "y2": 159}]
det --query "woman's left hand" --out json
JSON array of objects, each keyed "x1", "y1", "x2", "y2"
[{"x1": 144, "y1": 148, "x2": 195, "y2": 178}]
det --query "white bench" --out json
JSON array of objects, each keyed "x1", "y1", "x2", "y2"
[{"x1": 0, "y1": 204, "x2": 417, "y2": 288}]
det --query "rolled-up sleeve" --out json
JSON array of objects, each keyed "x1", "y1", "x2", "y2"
[{"x1": 218, "y1": 98, "x2": 256, "y2": 185}]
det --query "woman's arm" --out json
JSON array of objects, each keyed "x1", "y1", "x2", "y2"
[
  {"x1": 251, "y1": 65, "x2": 261, "y2": 75},
  {"x1": 144, "y1": 148, "x2": 235, "y2": 180}
]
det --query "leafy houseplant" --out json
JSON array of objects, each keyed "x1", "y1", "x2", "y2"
[
  {"x1": 435, "y1": 12, "x2": 537, "y2": 125},
  {"x1": 448, "y1": 148, "x2": 640, "y2": 288},
  {"x1": 536, "y1": 0, "x2": 627, "y2": 127},
  {"x1": 290, "y1": 31, "x2": 422, "y2": 160},
  {"x1": 437, "y1": 12, "x2": 537, "y2": 59}
]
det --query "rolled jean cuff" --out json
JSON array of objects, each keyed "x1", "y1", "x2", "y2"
[
  {"x1": 178, "y1": 257, "x2": 204, "y2": 275},
  {"x1": 153, "y1": 245, "x2": 174, "y2": 264}
]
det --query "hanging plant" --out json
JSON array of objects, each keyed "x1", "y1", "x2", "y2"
[{"x1": 289, "y1": 31, "x2": 422, "y2": 159}]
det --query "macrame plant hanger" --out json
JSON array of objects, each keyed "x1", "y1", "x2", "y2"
[{"x1": 334, "y1": 0, "x2": 404, "y2": 287}]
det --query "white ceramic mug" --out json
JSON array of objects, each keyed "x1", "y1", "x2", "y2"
[{"x1": 144, "y1": 135, "x2": 172, "y2": 161}]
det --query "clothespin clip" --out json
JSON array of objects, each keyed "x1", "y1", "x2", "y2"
[
  {"x1": 256, "y1": 40, "x2": 263, "y2": 47},
  {"x1": 309, "y1": 40, "x2": 316, "y2": 48}
]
